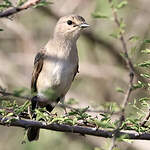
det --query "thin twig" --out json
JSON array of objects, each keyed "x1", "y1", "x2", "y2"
[
  {"x1": 0, "y1": 0, "x2": 42, "y2": 18},
  {"x1": 111, "y1": 4, "x2": 134, "y2": 123},
  {"x1": 141, "y1": 109, "x2": 150, "y2": 127},
  {"x1": 108, "y1": 2, "x2": 135, "y2": 150},
  {"x1": 0, "y1": 90, "x2": 30, "y2": 100}
]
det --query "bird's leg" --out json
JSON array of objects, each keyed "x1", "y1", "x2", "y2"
[
  {"x1": 30, "y1": 96, "x2": 39, "y2": 119},
  {"x1": 60, "y1": 97, "x2": 67, "y2": 114},
  {"x1": 31, "y1": 96, "x2": 38, "y2": 110},
  {"x1": 46, "y1": 97, "x2": 60, "y2": 113}
]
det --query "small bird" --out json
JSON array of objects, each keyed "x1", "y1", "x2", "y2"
[{"x1": 27, "y1": 14, "x2": 89, "y2": 141}]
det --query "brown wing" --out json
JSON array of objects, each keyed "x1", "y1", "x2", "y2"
[{"x1": 31, "y1": 50, "x2": 45, "y2": 93}]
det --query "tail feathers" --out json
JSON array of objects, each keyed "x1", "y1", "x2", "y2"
[
  {"x1": 27, "y1": 127, "x2": 40, "y2": 142},
  {"x1": 27, "y1": 97, "x2": 61, "y2": 142}
]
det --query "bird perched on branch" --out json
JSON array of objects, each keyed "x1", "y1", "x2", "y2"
[{"x1": 27, "y1": 14, "x2": 89, "y2": 141}]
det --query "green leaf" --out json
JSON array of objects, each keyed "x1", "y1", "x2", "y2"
[
  {"x1": 116, "y1": 134, "x2": 130, "y2": 142},
  {"x1": 91, "y1": 118, "x2": 115, "y2": 129},
  {"x1": 72, "y1": 118, "x2": 77, "y2": 125},
  {"x1": 119, "y1": 18, "x2": 126, "y2": 29},
  {"x1": 92, "y1": 12, "x2": 109, "y2": 19},
  {"x1": 33, "y1": 0, "x2": 53, "y2": 8},
  {"x1": 138, "y1": 97, "x2": 150, "y2": 102},
  {"x1": 129, "y1": 36, "x2": 140, "y2": 42},
  {"x1": 141, "y1": 49, "x2": 150, "y2": 54},
  {"x1": 140, "y1": 73, "x2": 150, "y2": 79},
  {"x1": 35, "y1": 109, "x2": 50, "y2": 122},
  {"x1": 14, "y1": 100, "x2": 30, "y2": 115},
  {"x1": 64, "y1": 118, "x2": 73, "y2": 125},
  {"x1": 143, "y1": 39, "x2": 150, "y2": 44},
  {"x1": 17, "y1": 0, "x2": 27, "y2": 6},
  {"x1": 133, "y1": 80, "x2": 145, "y2": 89},
  {"x1": 109, "y1": 32, "x2": 120, "y2": 39},
  {"x1": 50, "y1": 117, "x2": 65, "y2": 124},
  {"x1": 116, "y1": 87, "x2": 124, "y2": 93},
  {"x1": 0, "y1": 109, "x2": 5, "y2": 115},
  {"x1": 116, "y1": 1, "x2": 128, "y2": 9},
  {"x1": 138, "y1": 61, "x2": 150, "y2": 68},
  {"x1": 0, "y1": 0, "x2": 12, "y2": 10},
  {"x1": 6, "y1": 112, "x2": 14, "y2": 117}
]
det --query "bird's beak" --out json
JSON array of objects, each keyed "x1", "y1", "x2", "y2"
[{"x1": 79, "y1": 23, "x2": 90, "y2": 28}]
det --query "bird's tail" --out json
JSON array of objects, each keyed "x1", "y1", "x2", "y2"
[
  {"x1": 27, "y1": 96, "x2": 40, "y2": 142},
  {"x1": 27, "y1": 97, "x2": 60, "y2": 142},
  {"x1": 27, "y1": 127, "x2": 40, "y2": 142}
]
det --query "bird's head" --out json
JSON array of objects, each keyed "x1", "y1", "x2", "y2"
[{"x1": 54, "y1": 15, "x2": 89, "y2": 41}]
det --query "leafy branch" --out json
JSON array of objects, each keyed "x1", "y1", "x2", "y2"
[
  {"x1": 1, "y1": 96, "x2": 150, "y2": 142},
  {"x1": 0, "y1": 89, "x2": 120, "y2": 115},
  {"x1": 105, "y1": 1, "x2": 135, "y2": 149},
  {"x1": 1, "y1": 115, "x2": 150, "y2": 140},
  {"x1": 0, "y1": 0, "x2": 51, "y2": 18}
]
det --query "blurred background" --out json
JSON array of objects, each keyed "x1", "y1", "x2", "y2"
[{"x1": 0, "y1": 0, "x2": 150, "y2": 150}]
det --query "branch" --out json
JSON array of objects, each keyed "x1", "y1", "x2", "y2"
[
  {"x1": 0, "y1": 90, "x2": 30, "y2": 100},
  {"x1": 141, "y1": 108, "x2": 150, "y2": 126},
  {"x1": 111, "y1": 5, "x2": 134, "y2": 124},
  {"x1": 0, "y1": 0, "x2": 42, "y2": 18},
  {"x1": 1, "y1": 116, "x2": 150, "y2": 140},
  {"x1": 108, "y1": 2, "x2": 135, "y2": 149}
]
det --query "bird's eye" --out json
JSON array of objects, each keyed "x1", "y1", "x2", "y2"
[{"x1": 67, "y1": 20, "x2": 73, "y2": 25}]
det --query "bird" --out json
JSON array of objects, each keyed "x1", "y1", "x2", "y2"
[{"x1": 27, "y1": 14, "x2": 89, "y2": 141}]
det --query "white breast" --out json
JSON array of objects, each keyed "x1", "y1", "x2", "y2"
[
  {"x1": 37, "y1": 55, "x2": 77, "y2": 99},
  {"x1": 37, "y1": 40, "x2": 78, "y2": 99}
]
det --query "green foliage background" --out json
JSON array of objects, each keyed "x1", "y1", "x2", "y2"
[{"x1": 1, "y1": 0, "x2": 150, "y2": 150}]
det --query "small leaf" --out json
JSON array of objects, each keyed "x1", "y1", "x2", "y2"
[
  {"x1": 116, "y1": 1, "x2": 128, "y2": 9},
  {"x1": 33, "y1": 0, "x2": 53, "y2": 8},
  {"x1": 92, "y1": 12, "x2": 109, "y2": 19},
  {"x1": 141, "y1": 49, "x2": 150, "y2": 54},
  {"x1": 73, "y1": 118, "x2": 77, "y2": 125},
  {"x1": 109, "y1": 32, "x2": 120, "y2": 39},
  {"x1": 17, "y1": 0, "x2": 27, "y2": 6},
  {"x1": 140, "y1": 73, "x2": 150, "y2": 79},
  {"x1": 138, "y1": 97, "x2": 150, "y2": 102},
  {"x1": 116, "y1": 87, "x2": 125, "y2": 93},
  {"x1": 119, "y1": 18, "x2": 126, "y2": 29},
  {"x1": 116, "y1": 134, "x2": 129, "y2": 142},
  {"x1": 143, "y1": 39, "x2": 150, "y2": 44},
  {"x1": 138, "y1": 61, "x2": 150, "y2": 68},
  {"x1": 133, "y1": 81, "x2": 145, "y2": 89},
  {"x1": 0, "y1": 0, "x2": 12, "y2": 10},
  {"x1": 129, "y1": 36, "x2": 140, "y2": 42},
  {"x1": 6, "y1": 112, "x2": 14, "y2": 117}
]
